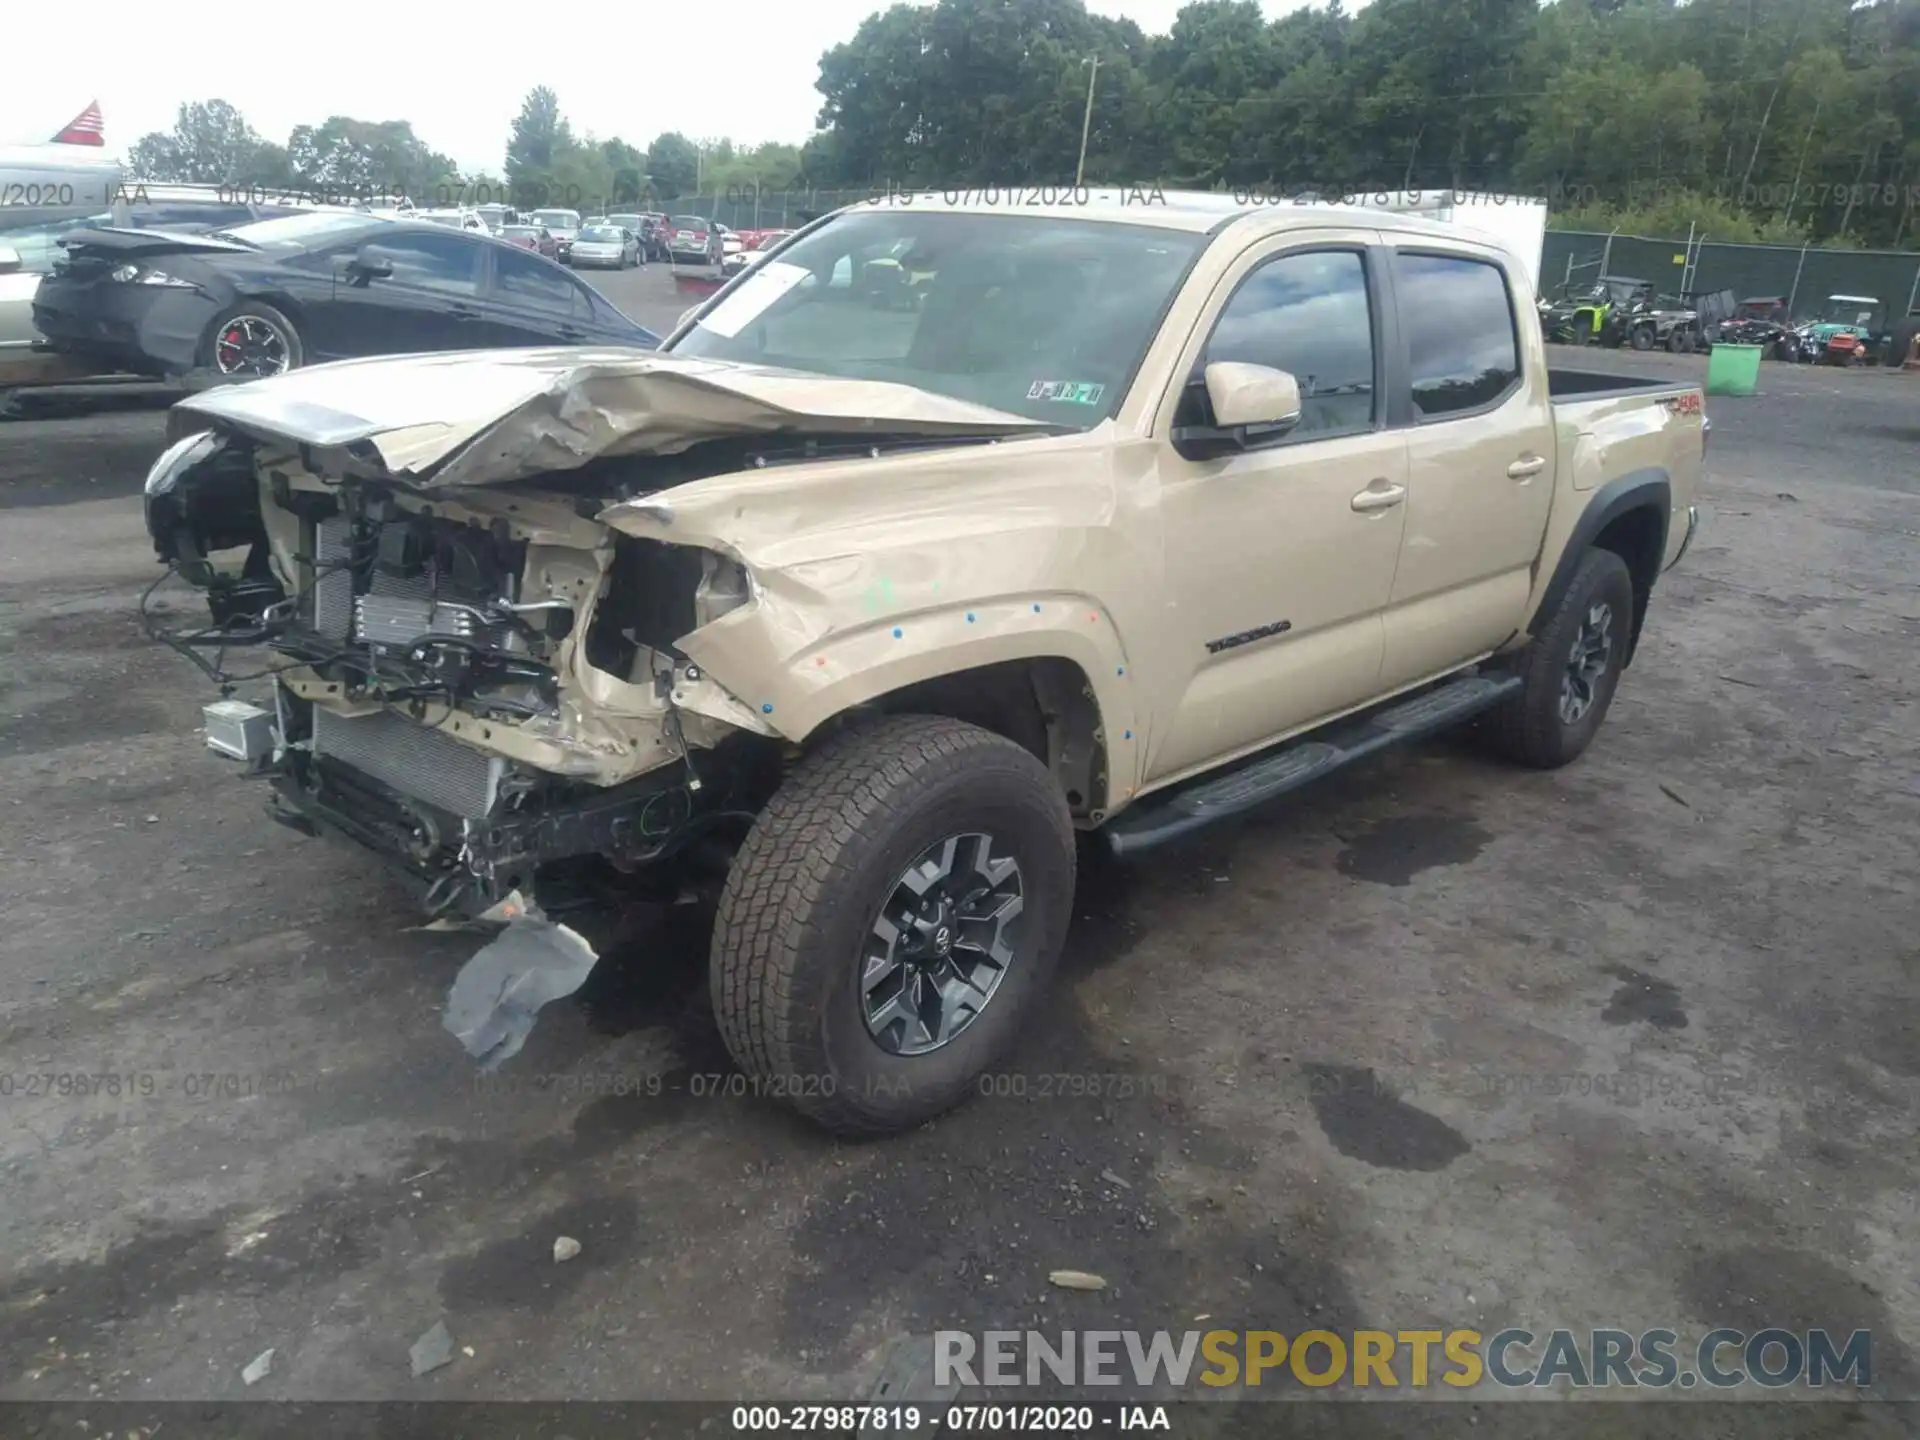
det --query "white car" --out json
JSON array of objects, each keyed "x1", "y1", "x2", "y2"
[{"x1": 568, "y1": 224, "x2": 639, "y2": 269}]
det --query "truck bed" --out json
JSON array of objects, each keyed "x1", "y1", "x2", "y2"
[{"x1": 1547, "y1": 368, "x2": 1692, "y2": 400}]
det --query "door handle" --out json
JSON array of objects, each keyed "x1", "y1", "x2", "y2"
[
  {"x1": 1507, "y1": 454, "x2": 1548, "y2": 479},
  {"x1": 448, "y1": 302, "x2": 480, "y2": 319},
  {"x1": 1351, "y1": 482, "x2": 1407, "y2": 513}
]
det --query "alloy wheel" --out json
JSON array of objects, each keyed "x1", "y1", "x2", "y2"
[
  {"x1": 860, "y1": 832, "x2": 1025, "y2": 1057},
  {"x1": 213, "y1": 315, "x2": 292, "y2": 378},
  {"x1": 1560, "y1": 600, "x2": 1615, "y2": 725}
]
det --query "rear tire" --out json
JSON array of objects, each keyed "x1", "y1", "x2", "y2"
[
  {"x1": 1485, "y1": 547, "x2": 1636, "y2": 770},
  {"x1": 202, "y1": 302, "x2": 303, "y2": 379},
  {"x1": 710, "y1": 714, "x2": 1076, "y2": 1136},
  {"x1": 1630, "y1": 325, "x2": 1655, "y2": 351}
]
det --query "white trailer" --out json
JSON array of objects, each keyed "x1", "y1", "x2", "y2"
[{"x1": 1341, "y1": 191, "x2": 1548, "y2": 293}]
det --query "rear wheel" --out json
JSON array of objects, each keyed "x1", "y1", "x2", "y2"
[
  {"x1": 1630, "y1": 325, "x2": 1656, "y2": 351},
  {"x1": 1667, "y1": 326, "x2": 1692, "y2": 354},
  {"x1": 203, "y1": 302, "x2": 302, "y2": 379},
  {"x1": 1486, "y1": 547, "x2": 1636, "y2": 770},
  {"x1": 710, "y1": 714, "x2": 1076, "y2": 1135}
]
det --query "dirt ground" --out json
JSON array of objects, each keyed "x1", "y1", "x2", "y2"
[{"x1": 0, "y1": 270, "x2": 1915, "y2": 1431}]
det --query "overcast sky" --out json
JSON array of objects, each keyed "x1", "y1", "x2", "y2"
[{"x1": 7, "y1": 1, "x2": 1312, "y2": 176}]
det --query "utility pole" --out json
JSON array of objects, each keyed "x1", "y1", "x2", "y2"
[{"x1": 1075, "y1": 55, "x2": 1100, "y2": 187}]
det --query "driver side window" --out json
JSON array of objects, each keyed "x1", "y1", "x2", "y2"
[{"x1": 1177, "y1": 248, "x2": 1377, "y2": 442}]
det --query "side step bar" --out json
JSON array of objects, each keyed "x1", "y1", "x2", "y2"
[{"x1": 1104, "y1": 673, "x2": 1522, "y2": 857}]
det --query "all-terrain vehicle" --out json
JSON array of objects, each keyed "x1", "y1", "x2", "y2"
[
  {"x1": 1543, "y1": 275, "x2": 1646, "y2": 346},
  {"x1": 1714, "y1": 297, "x2": 1795, "y2": 358},
  {"x1": 1610, "y1": 287, "x2": 1732, "y2": 354}
]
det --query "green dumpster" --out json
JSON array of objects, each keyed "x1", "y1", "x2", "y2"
[{"x1": 1706, "y1": 343, "x2": 1762, "y2": 397}]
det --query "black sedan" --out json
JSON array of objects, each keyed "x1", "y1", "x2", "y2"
[{"x1": 31, "y1": 210, "x2": 657, "y2": 383}]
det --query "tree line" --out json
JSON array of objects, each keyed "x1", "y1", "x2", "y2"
[
  {"x1": 800, "y1": 0, "x2": 1919, "y2": 247},
  {"x1": 124, "y1": 94, "x2": 806, "y2": 217},
  {"x1": 125, "y1": 0, "x2": 1919, "y2": 247}
]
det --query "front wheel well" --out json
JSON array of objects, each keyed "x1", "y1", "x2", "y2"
[{"x1": 839, "y1": 657, "x2": 1109, "y2": 821}]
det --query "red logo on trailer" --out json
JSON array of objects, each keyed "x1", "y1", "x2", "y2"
[{"x1": 51, "y1": 102, "x2": 105, "y2": 147}]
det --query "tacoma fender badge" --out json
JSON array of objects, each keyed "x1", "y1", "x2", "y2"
[{"x1": 1206, "y1": 619, "x2": 1293, "y2": 655}]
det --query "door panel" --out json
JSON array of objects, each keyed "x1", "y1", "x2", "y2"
[
  {"x1": 1151, "y1": 430, "x2": 1408, "y2": 782},
  {"x1": 316, "y1": 230, "x2": 484, "y2": 360},
  {"x1": 1146, "y1": 237, "x2": 1407, "y2": 785},
  {"x1": 1379, "y1": 248, "x2": 1556, "y2": 687}
]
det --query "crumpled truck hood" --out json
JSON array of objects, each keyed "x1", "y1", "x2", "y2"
[{"x1": 172, "y1": 348, "x2": 1047, "y2": 489}]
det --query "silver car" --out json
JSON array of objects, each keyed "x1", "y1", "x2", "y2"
[{"x1": 568, "y1": 224, "x2": 639, "y2": 269}]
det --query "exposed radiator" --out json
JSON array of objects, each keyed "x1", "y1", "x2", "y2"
[
  {"x1": 310, "y1": 706, "x2": 504, "y2": 819},
  {"x1": 313, "y1": 517, "x2": 354, "y2": 640},
  {"x1": 310, "y1": 517, "x2": 496, "y2": 650}
]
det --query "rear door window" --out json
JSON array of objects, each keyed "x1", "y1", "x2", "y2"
[
  {"x1": 493, "y1": 244, "x2": 579, "y2": 310},
  {"x1": 1394, "y1": 253, "x2": 1521, "y2": 419}
]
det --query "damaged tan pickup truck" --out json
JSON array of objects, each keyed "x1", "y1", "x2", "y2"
[{"x1": 143, "y1": 192, "x2": 1705, "y2": 1134}]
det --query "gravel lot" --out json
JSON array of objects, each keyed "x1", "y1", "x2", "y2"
[{"x1": 0, "y1": 267, "x2": 1915, "y2": 1430}]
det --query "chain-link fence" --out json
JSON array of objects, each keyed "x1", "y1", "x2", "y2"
[
  {"x1": 655, "y1": 189, "x2": 874, "y2": 229},
  {"x1": 1542, "y1": 229, "x2": 1920, "y2": 319}
]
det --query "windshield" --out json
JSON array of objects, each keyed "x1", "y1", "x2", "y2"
[
  {"x1": 670, "y1": 216, "x2": 708, "y2": 230},
  {"x1": 1823, "y1": 298, "x2": 1877, "y2": 324},
  {"x1": 502, "y1": 226, "x2": 538, "y2": 239},
  {"x1": 607, "y1": 215, "x2": 642, "y2": 228},
  {"x1": 217, "y1": 212, "x2": 387, "y2": 249},
  {"x1": 579, "y1": 227, "x2": 624, "y2": 242},
  {"x1": 668, "y1": 210, "x2": 1203, "y2": 425},
  {"x1": 530, "y1": 210, "x2": 579, "y2": 229}
]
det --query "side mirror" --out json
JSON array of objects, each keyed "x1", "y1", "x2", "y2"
[
  {"x1": 1205, "y1": 361, "x2": 1302, "y2": 432},
  {"x1": 1173, "y1": 362, "x2": 1304, "y2": 460},
  {"x1": 0, "y1": 245, "x2": 21, "y2": 276},
  {"x1": 340, "y1": 244, "x2": 395, "y2": 283}
]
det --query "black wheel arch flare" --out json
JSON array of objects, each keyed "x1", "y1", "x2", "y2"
[{"x1": 1529, "y1": 467, "x2": 1672, "y2": 668}]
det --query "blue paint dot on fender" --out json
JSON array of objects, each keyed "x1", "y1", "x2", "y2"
[
  {"x1": 761, "y1": 703, "x2": 774, "y2": 714},
  {"x1": 1117, "y1": 666, "x2": 1125, "y2": 675},
  {"x1": 966, "y1": 612, "x2": 976, "y2": 623},
  {"x1": 1124, "y1": 729, "x2": 1133, "y2": 740},
  {"x1": 1032, "y1": 603, "x2": 1042, "y2": 613},
  {"x1": 892, "y1": 627, "x2": 903, "y2": 638}
]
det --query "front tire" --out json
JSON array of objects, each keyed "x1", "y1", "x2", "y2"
[
  {"x1": 710, "y1": 715, "x2": 1076, "y2": 1136},
  {"x1": 1630, "y1": 325, "x2": 1655, "y2": 351},
  {"x1": 1485, "y1": 547, "x2": 1636, "y2": 770}
]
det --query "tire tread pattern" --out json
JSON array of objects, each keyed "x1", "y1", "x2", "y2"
[
  {"x1": 710, "y1": 713, "x2": 1071, "y2": 1134},
  {"x1": 1488, "y1": 546, "x2": 1635, "y2": 770}
]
